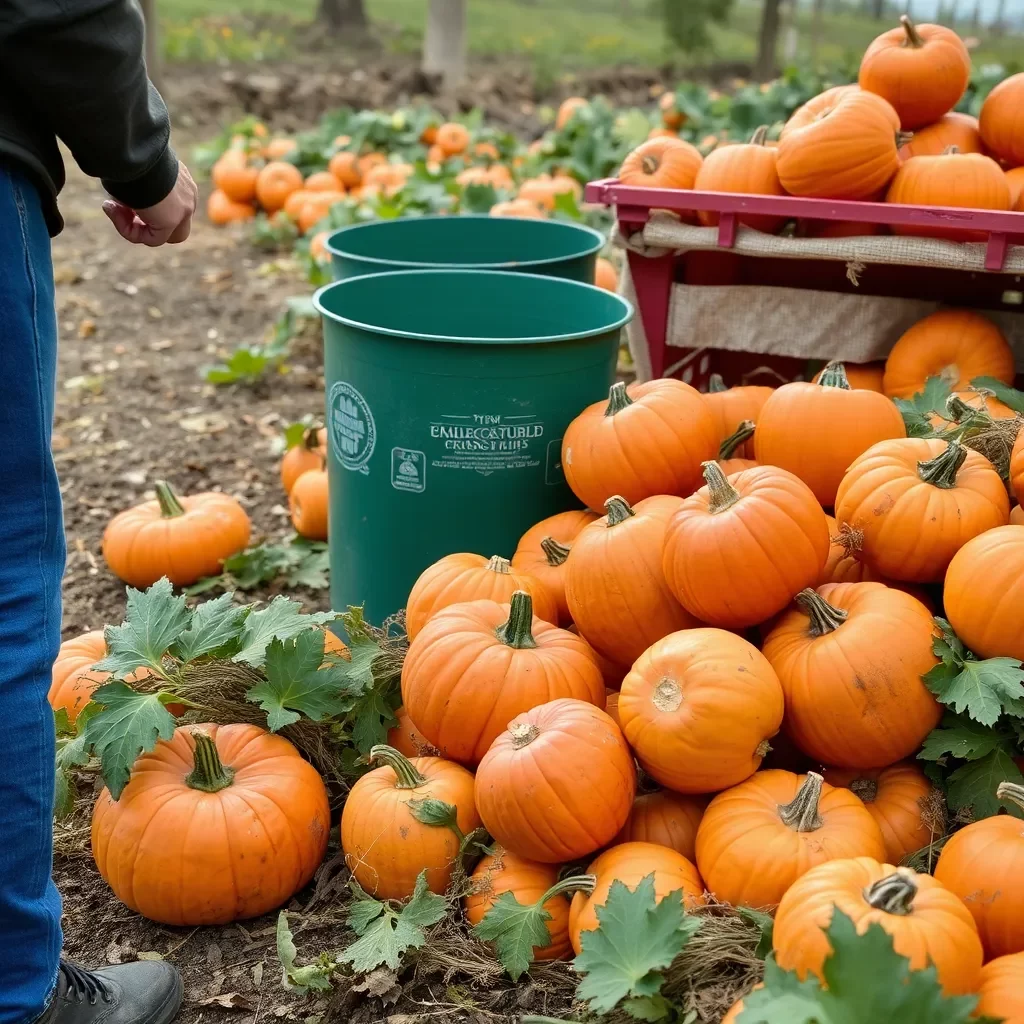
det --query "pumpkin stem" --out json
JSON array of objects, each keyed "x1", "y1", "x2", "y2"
[
  {"x1": 369, "y1": 744, "x2": 427, "y2": 790},
  {"x1": 942, "y1": 145, "x2": 961, "y2": 156},
  {"x1": 640, "y1": 154, "x2": 659, "y2": 176},
  {"x1": 486, "y1": 555, "x2": 512, "y2": 574},
  {"x1": 718, "y1": 420, "x2": 756, "y2": 461},
  {"x1": 303, "y1": 425, "x2": 323, "y2": 450},
  {"x1": 796, "y1": 588, "x2": 849, "y2": 637},
  {"x1": 495, "y1": 591, "x2": 538, "y2": 650},
  {"x1": 917, "y1": 439, "x2": 968, "y2": 489},
  {"x1": 946, "y1": 394, "x2": 991, "y2": 426},
  {"x1": 850, "y1": 777, "x2": 878, "y2": 803},
  {"x1": 702, "y1": 460, "x2": 741, "y2": 514},
  {"x1": 996, "y1": 781, "x2": 1024, "y2": 814},
  {"x1": 186, "y1": 731, "x2": 235, "y2": 793},
  {"x1": 778, "y1": 772, "x2": 825, "y2": 832},
  {"x1": 750, "y1": 125, "x2": 770, "y2": 146},
  {"x1": 817, "y1": 361, "x2": 851, "y2": 390},
  {"x1": 154, "y1": 480, "x2": 186, "y2": 518},
  {"x1": 900, "y1": 13, "x2": 924, "y2": 47},
  {"x1": 896, "y1": 131, "x2": 915, "y2": 148},
  {"x1": 707, "y1": 373, "x2": 728, "y2": 394},
  {"x1": 539, "y1": 874, "x2": 597, "y2": 904},
  {"x1": 605, "y1": 495, "x2": 636, "y2": 526},
  {"x1": 510, "y1": 722, "x2": 540, "y2": 749},
  {"x1": 604, "y1": 381, "x2": 634, "y2": 417},
  {"x1": 540, "y1": 537, "x2": 571, "y2": 567},
  {"x1": 864, "y1": 869, "x2": 918, "y2": 916}
]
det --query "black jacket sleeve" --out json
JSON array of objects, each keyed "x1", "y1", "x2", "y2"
[{"x1": 0, "y1": 0, "x2": 179, "y2": 209}]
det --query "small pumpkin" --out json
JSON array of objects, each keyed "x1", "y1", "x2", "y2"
[
  {"x1": 859, "y1": 16, "x2": 971, "y2": 130},
  {"x1": 511, "y1": 509, "x2": 598, "y2": 626},
  {"x1": 813, "y1": 362, "x2": 886, "y2": 392},
  {"x1": 882, "y1": 309, "x2": 1015, "y2": 399},
  {"x1": 102, "y1": 481, "x2": 251, "y2": 589},
  {"x1": 774, "y1": 857, "x2": 983, "y2": 996},
  {"x1": 703, "y1": 373, "x2": 773, "y2": 457},
  {"x1": 819, "y1": 515, "x2": 881, "y2": 585},
  {"x1": 386, "y1": 706, "x2": 437, "y2": 759},
  {"x1": 555, "y1": 96, "x2": 588, "y2": 130},
  {"x1": 979, "y1": 72, "x2": 1024, "y2": 167},
  {"x1": 716, "y1": 421, "x2": 759, "y2": 476},
  {"x1": 613, "y1": 790, "x2": 707, "y2": 861},
  {"x1": 255, "y1": 161, "x2": 304, "y2": 214},
  {"x1": 280, "y1": 424, "x2": 326, "y2": 494},
  {"x1": 474, "y1": 698, "x2": 636, "y2": 864},
  {"x1": 568, "y1": 841, "x2": 705, "y2": 953},
  {"x1": 754, "y1": 361, "x2": 907, "y2": 507},
  {"x1": 290, "y1": 468, "x2": 328, "y2": 541},
  {"x1": 92, "y1": 725, "x2": 330, "y2": 925},
  {"x1": 695, "y1": 771, "x2": 886, "y2": 910},
  {"x1": 340, "y1": 745, "x2": 480, "y2": 900},
  {"x1": 976, "y1": 952, "x2": 1024, "y2": 1024},
  {"x1": 898, "y1": 112, "x2": 983, "y2": 160},
  {"x1": 944, "y1": 525, "x2": 1024, "y2": 662},
  {"x1": 821, "y1": 762, "x2": 943, "y2": 865},
  {"x1": 619, "y1": 627, "x2": 784, "y2": 794},
  {"x1": 762, "y1": 584, "x2": 941, "y2": 768},
  {"x1": 565, "y1": 495, "x2": 701, "y2": 666},
  {"x1": 401, "y1": 591, "x2": 605, "y2": 765},
  {"x1": 619, "y1": 137, "x2": 703, "y2": 191},
  {"x1": 562, "y1": 380, "x2": 718, "y2": 510},
  {"x1": 405, "y1": 553, "x2": 557, "y2": 641},
  {"x1": 207, "y1": 190, "x2": 255, "y2": 225}
]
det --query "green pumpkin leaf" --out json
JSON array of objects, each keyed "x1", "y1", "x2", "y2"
[
  {"x1": 924, "y1": 655, "x2": 1024, "y2": 726},
  {"x1": 348, "y1": 687, "x2": 399, "y2": 754},
  {"x1": 169, "y1": 593, "x2": 250, "y2": 664},
  {"x1": 970, "y1": 376, "x2": 1024, "y2": 414},
  {"x1": 919, "y1": 712, "x2": 1009, "y2": 762},
  {"x1": 53, "y1": 703, "x2": 100, "y2": 818},
  {"x1": 738, "y1": 906, "x2": 775, "y2": 960},
  {"x1": 893, "y1": 375, "x2": 953, "y2": 438},
  {"x1": 285, "y1": 543, "x2": 330, "y2": 590},
  {"x1": 947, "y1": 748, "x2": 1024, "y2": 820},
  {"x1": 276, "y1": 912, "x2": 335, "y2": 993},
  {"x1": 473, "y1": 890, "x2": 553, "y2": 982},
  {"x1": 232, "y1": 596, "x2": 337, "y2": 668}
]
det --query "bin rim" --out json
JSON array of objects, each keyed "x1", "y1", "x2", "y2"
[
  {"x1": 323, "y1": 214, "x2": 606, "y2": 271},
  {"x1": 313, "y1": 269, "x2": 633, "y2": 346}
]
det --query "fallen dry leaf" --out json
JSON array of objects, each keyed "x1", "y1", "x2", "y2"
[
  {"x1": 78, "y1": 319, "x2": 97, "y2": 339},
  {"x1": 196, "y1": 993, "x2": 257, "y2": 1011},
  {"x1": 353, "y1": 967, "x2": 400, "y2": 1005}
]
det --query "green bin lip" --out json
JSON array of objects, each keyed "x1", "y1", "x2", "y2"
[
  {"x1": 313, "y1": 269, "x2": 633, "y2": 346},
  {"x1": 323, "y1": 215, "x2": 606, "y2": 272}
]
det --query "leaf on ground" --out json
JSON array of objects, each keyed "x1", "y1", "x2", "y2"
[
  {"x1": 233, "y1": 596, "x2": 337, "y2": 668},
  {"x1": 285, "y1": 544, "x2": 330, "y2": 590},
  {"x1": 473, "y1": 891, "x2": 552, "y2": 981},
  {"x1": 947, "y1": 749, "x2": 1024, "y2": 820},
  {"x1": 95, "y1": 578, "x2": 190, "y2": 678},
  {"x1": 738, "y1": 906, "x2": 775, "y2": 960},
  {"x1": 892, "y1": 376, "x2": 952, "y2": 438},
  {"x1": 170, "y1": 593, "x2": 249, "y2": 663},
  {"x1": 919, "y1": 712, "x2": 1008, "y2": 762},
  {"x1": 574, "y1": 875, "x2": 701, "y2": 1015},
  {"x1": 276, "y1": 912, "x2": 334, "y2": 994}
]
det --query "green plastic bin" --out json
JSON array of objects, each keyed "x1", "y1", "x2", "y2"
[
  {"x1": 325, "y1": 215, "x2": 605, "y2": 283},
  {"x1": 315, "y1": 269, "x2": 631, "y2": 624}
]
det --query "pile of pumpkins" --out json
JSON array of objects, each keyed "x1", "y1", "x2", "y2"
[
  {"x1": 341, "y1": 302, "x2": 1024, "y2": 1020},
  {"x1": 620, "y1": 15, "x2": 1024, "y2": 238}
]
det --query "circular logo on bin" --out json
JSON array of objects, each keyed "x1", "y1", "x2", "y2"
[{"x1": 328, "y1": 381, "x2": 376, "y2": 473}]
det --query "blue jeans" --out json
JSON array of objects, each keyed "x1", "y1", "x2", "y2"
[{"x1": 0, "y1": 163, "x2": 65, "y2": 1023}]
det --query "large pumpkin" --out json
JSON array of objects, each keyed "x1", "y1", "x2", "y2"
[
  {"x1": 781, "y1": 85, "x2": 870, "y2": 137},
  {"x1": 92, "y1": 725, "x2": 329, "y2": 925},
  {"x1": 819, "y1": 515, "x2": 881, "y2": 585},
  {"x1": 102, "y1": 481, "x2": 251, "y2": 588},
  {"x1": 511, "y1": 509, "x2": 598, "y2": 626},
  {"x1": 898, "y1": 112, "x2": 982, "y2": 160},
  {"x1": 754, "y1": 362, "x2": 907, "y2": 507},
  {"x1": 405, "y1": 552, "x2": 557, "y2": 641},
  {"x1": 401, "y1": 591, "x2": 605, "y2": 765},
  {"x1": 565, "y1": 495, "x2": 700, "y2": 666},
  {"x1": 619, "y1": 137, "x2": 703, "y2": 191},
  {"x1": 562, "y1": 380, "x2": 718, "y2": 510},
  {"x1": 702, "y1": 374, "x2": 773, "y2": 458},
  {"x1": 618, "y1": 627, "x2": 784, "y2": 794},
  {"x1": 882, "y1": 309, "x2": 1015, "y2": 399},
  {"x1": 474, "y1": 698, "x2": 636, "y2": 864},
  {"x1": 821, "y1": 762, "x2": 943, "y2": 865},
  {"x1": 858, "y1": 16, "x2": 971, "y2": 130},
  {"x1": 568, "y1": 841, "x2": 705, "y2": 953},
  {"x1": 776, "y1": 90, "x2": 902, "y2": 200},
  {"x1": 762, "y1": 583, "x2": 941, "y2": 768},
  {"x1": 695, "y1": 771, "x2": 885, "y2": 910},
  {"x1": 613, "y1": 790, "x2": 707, "y2": 862},
  {"x1": 835, "y1": 438, "x2": 1009, "y2": 582},
  {"x1": 663, "y1": 462, "x2": 829, "y2": 628},
  {"x1": 774, "y1": 857, "x2": 983, "y2": 996},
  {"x1": 979, "y1": 72, "x2": 1024, "y2": 167},
  {"x1": 340, "y1": 745, "x2": 480, "y2": 900},
  {"x1": 976, "y1": 952, "x2": 1024, "y2": 1024},
  {"x1": 944, "y1": 525, "x2": 1024, "y2": 662},
  {"x1": 934, "y1": 781, "x2": 1024, "y2": 958}
]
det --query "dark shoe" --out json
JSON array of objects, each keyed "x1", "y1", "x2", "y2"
[{"x1": 37, "y1": 960, "x2": 183, "y2": 1024}]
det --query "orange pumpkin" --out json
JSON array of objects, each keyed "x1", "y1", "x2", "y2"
[
  {"x1": 562, "y1": 380, "x2": 718, "y2": 510},
  {"x1": 328, "y1": 151, "x2": 361, "y2": 189},
  {"x1": 282, "y1": 188, "x2": 314, "y2": 221},
  {"x1": 663, "y1": 463, "x2": 830, "y2": 629},
  {"x1": 594, "y1": 257, "x2": 618, "y2": 292},
  {"x1": 510, "y1": 509, "x2": 598, "y2": 626},
  {"x1": 474, "y1": 698, "x2": 636, "y2": 864},
  {"x1": 405, "y1": 553, "x2": 557, "y2": 641},
  {"x1": 619, "y1": 137, "x2": 703, "y2": 191},
  {"x1": 702, "y1": 374, "x2": 773, "y2": 458},
  {"x1": 980, "y1": 72, "x2": 1024, "y2": 167},
  {"x1": 254, "y1": 161, "x2": 304, "y2": 214},
  {"x1": 289, "y1": 468, "x2": 328, "y2": 541},
  {"x1": 386, "y1": 706, "x2": 436, "y2": 758},
  {"x1": 780, "y1": 85, "x2": 867, "y2": 137},
  {"x1": 976, "y1": 952, "x2": 1024, "y2": 1024},
  {"x1": 944, "y1": 525, "x2": 1024, "y2": 662},
  {"x1": 263, "y1": 137, "x2": 298, "y2": 160},
  {"x1": 568, "y1": 841, "x2": 705, "y2": 953},
  {"x1": 821, "y1": 762, "x2": 942, "y2": 865},
  {"x1": 613, "y1": 790, "x2": 707, "y2": 861},
  {"x1": 819, "y1": 515, "x2": 881, "y2": 585},
  {"x1": 1007, "y1": 166, "x2": 1024, "y2": 212},
  {"x1": 213, "y1": 160, "x2": 259, "y2": 204},
  {"x1": 775, "y1": 857, "x2": 983, "y2": 995},
  {"x1": 813, "y1": 361, "x2": 886, "y2": 392},
  {"x1": 695, "y1": 771, "x2": 886, "y2": 910},
  {"x1": 762, "y1": 583, "x2": 941, "y2": 768},
  {"x1": 92, "y1": 725, "x2": 329, "y2": 925},
  {"x1": 436, "y1": 122, "x2": 470, "y2": 156},
  {"x1": 50, "y1": 631, "x2": 107, "y2": 724},
  {"x1": 207, "y1": 190, "x2": 255, "y2": 225},
  {"x1": 401, "y1": 591, "x2": 605, "y2": 765},
  {"x1": 490, "y1": 198, "x2": 545, "y2": 219},
  {"x1": 555, "y1": 96, "x2": 588, "y2": 130},
  {"x1": 618, "y1": 627, "x2": 784, "y2": 794},
  {"x1": 340, "y1": 745, "x2": 480, "y2": 900},
  {"x1": 754, "y1": 361, "x2": 907, "y2": 506},
  {"x1": 297, "y1": 191, "x2": 346, "y2": 234},
  {"x1": 898, "y1": 112, "x2": 983, "y2": 160},
  {"x1": 102, "y1": 481, "x2": 251, "y2": 589},
  {"x1": 303, "y1": 171, "x2": 343, "y2": 193},
  {"x1": 564, "y1": 495, "x2": 701, "y2": 667},
  {"x1": 280, "y1": 425, "x2": 327, "y2": 494},
  {"x1": 1011, "y1": 429, "x2": 1024, "y2": 505},
  {"x1": 1013, "y1": 505, "x2": 1024, "y2": 526},
  {"x1": 882, "y1": 309, "x2": 1015, "y2": 399},
  {"x1": 777, "y1": 90, "x2": 902, "y2": 200}
]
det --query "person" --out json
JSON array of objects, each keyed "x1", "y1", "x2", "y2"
[{"x1": 1, "y1": 1, "x2": 197, "y2": 1022}]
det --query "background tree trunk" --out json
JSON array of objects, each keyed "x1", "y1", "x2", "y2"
[
  {"x1": 810, "y1": 0, "x2": 825, "y2": 64},
  {"x1": 140, "y1": 0, "x2": 162, "y2": 93},
  {"x1": 994, "y1": 0, "x2": 1006, "y2": 29},
  {"x1": 870, "y1": 0, "x2": 885, "y2": 18},
  {"x1": 423, "y1": 0, "x2": 467, "y2": 90},
  {"x1": 316, "y1": 0, "x2": 368, "y2": 34},
  {"x1": 754, "y1": 0, "x2": 783, "y2": 81},
  {"x1": 781, "y1": 0, "x2": 799, "y2": 65}
]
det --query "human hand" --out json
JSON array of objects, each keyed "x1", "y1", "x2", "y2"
[{"x1": 102, "y1": 162, "x2": 198, "y2": 246}]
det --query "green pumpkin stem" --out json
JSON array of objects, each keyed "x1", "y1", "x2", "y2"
[
  {"x1": 605, "y1": 495, "x2": 636, "y2": 526},
  {"x1": 540, "y1": 537, "x2": 571, "y2": 567},
  {"x1": 604, "y1": 381, "x2": 634, "y2": 417},
  {"x1": 186, "y1": 731, "x2": 235, "y2": 793},
  {"x1": 702, "y1": 460, "x2": 741, "y2": 514},
  {"x1": 918, "y1": 439, "x2": 968, "y2": 489},
  {"x1": 900, "y1": 13, "x2": 924, "y2": 47},
  {"x1": 155, "y1": 480, "x2": 186, "y2": 518},
  {"x1": 996, "y1": 781, "x2": 1024, "y2": 814},
  {"x1": 708, "y1": 373, "x2": 728, "y2": 394},
  {"x1": 750, "y1": 125, "x2": 770, "y2": 146},
  {"x1": 304, "y1": 424, "x2": 323, "y2": 450},
  {"x1": 369, "y1": 744, "x2": 427, "y2": 789},
  {"x1": 896, "y1": 130, "x2": 915, "y2": 148},
  {"x1": 778, "y1": 772, "x2": 825, "y2": 832},
  {"x1": 539, "y1": 874, "x2": 597, "y2": 905},
  {"x1": 946, "y1": 394, "x2": 992, "y2": 426},
  {"x1": 796, "y1": 588, "x2": 849, "y2": 637},
  {"x1": 496, "y1": 591, "x2": 538, "y2": 650},
  {"x1": 486, "y1": 555, "x2": 512, "y2": 574},
  {"x1": 718, "y1": 420, "x2": 756, "y2": 461},
  {"x1": 865, "y1": 870, "x2": 918, "y2": 916},
  {"x1": 817, "y1": 361, "x2": 851, "y2": 390}
]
